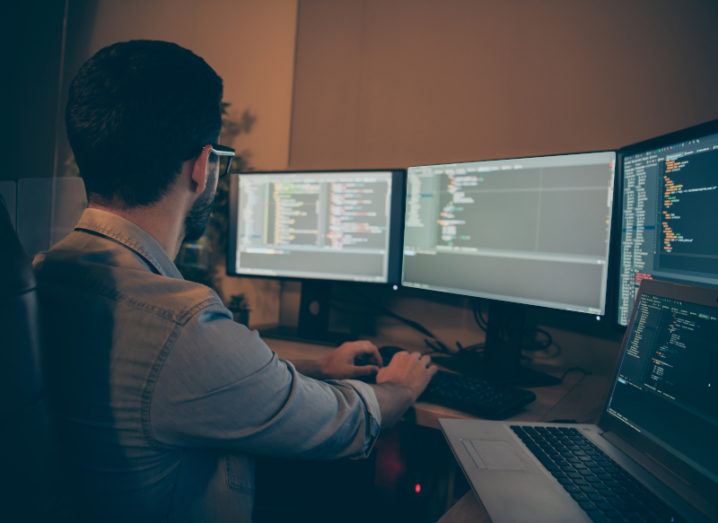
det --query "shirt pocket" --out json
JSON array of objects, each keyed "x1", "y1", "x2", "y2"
[{"x1": 225, "y1": 454, "x2": 255, "y2": 494}]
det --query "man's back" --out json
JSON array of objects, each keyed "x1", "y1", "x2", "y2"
[
  {"x1": 35, "y1": 208, "x2": 383, "y2": 522},
  {"x1": 38, "y1": 39, "x2": 434, "y2": 522},
  {"x1": 35, "y1": 209, "x2": 237, "y2": 521}
]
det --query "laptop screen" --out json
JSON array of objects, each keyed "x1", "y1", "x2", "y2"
[{"x1": 606, "y1": 291, "x2": 718, "y2": 483}]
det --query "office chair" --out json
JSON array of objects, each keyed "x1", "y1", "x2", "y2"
[{"x1": 0, "y1": 196, "x2": 69, "y2": 520}]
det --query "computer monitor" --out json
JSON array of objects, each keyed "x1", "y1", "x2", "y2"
[
  {"x1": 403, "y1": 151, "x2": 616, "y2": 385},
  {"x1": 228, "y1": 169, "x2": 405, "y2": 342},
  {"x1": 617, "y1": 119, "x2": 718, "y2": 326}
]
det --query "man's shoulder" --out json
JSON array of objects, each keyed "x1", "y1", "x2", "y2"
[{"x1": 34, "y1": 232, "x2": 227, "y2": 326}]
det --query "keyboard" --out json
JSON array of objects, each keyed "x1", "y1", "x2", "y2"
[
  {"x1": 511, "y1": 426, "x2": 683, "y2": 523},
  {"x1": 419, "y1": 371, "x2": 536, "y2": 419},
  {"x1": 374, "y1": 346, "x2": 536, "y2": 419}
]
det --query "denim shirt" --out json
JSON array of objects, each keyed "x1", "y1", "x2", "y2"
[{"x1": 33, "y1": 208, "x2": 381, "y2": 522}]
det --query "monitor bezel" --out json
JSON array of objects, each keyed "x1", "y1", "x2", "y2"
[
  {"x1": 227, "y1": 168, "x2": 406, "y2": 286},
  {"x1": 615, "y1": 118, "x2": 718, "y2": 326},
  {"x1": 600, "y1": 278, "x2": 718, "y2": 505},
  {"x1": 620, "y1": 118, "x2": 718, "y2": 158},
  {"x1": 400, "y1": 150, "x2": 618, "y2": 316}
]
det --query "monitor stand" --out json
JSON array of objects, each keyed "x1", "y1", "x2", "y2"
[
  {"x1": 260, "y1": 280, "x2": 353, "y2": 346},
  {"x1": 432, "y1": 301, "x2": 561, "y2": 387}
]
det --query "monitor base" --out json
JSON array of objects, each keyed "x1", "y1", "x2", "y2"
[
  {"x1": 260, "y1": 280, "x2": 372, "y2": 346},
  {"x1": 432, "y1": 298, "x2": 563, "y2": 388}
]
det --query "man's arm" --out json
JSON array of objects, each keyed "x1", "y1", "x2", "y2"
[
  {"x1": 273, "y1": 341, "x2": 432, "y2": 429},
  {"x1": 150, "y1": 304, "x2": 432, "y2": 458},
  {"x1": 370, "y1": 382, "x2": 414, "y2": 428},
  {"x1": 290, "y1": 359, "x2": 415, "y2": 429}
]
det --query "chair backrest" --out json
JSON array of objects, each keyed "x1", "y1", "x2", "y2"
[{"x1": 0, "y1": 195, "x2": 69, "y2": 520}]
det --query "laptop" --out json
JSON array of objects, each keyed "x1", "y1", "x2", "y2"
[{"x1": 441, "y1": 279, "x2": 718, "y2": 522}]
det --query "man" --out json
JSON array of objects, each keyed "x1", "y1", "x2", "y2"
[{"x1": 34, "y1": 40, "x2": 435, "y2": 522}]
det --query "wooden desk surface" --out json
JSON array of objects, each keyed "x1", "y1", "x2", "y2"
[{"x1": 265, "y1": 334, "x2": 614, "y2": 523}]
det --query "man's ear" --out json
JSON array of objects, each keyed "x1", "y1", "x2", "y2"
[{"x1": 189, "y1": 145, "x2": 212, "y2": 194}]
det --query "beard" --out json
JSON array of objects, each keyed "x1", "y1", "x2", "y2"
[{"x1": 183, "y1": 169, "x2": 218, "y2": 242}]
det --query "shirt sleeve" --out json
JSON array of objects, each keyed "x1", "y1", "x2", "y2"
[{"x1": 149, "y1": 303, "x2": 381, "y2": 460}]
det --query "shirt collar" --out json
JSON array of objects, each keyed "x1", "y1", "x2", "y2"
[{"x1": 74, "y1": 208, "x2": 184, "y2": 279}]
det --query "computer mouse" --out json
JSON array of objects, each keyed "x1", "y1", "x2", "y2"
[
  {"x1": 353, "y1": 345, "x2": 406, "y2": 367},
  {"x1": 352, "y1": 346, "x2": 407, "y2": 383}
]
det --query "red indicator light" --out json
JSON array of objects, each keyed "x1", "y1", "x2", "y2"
[{"x1": 414, "y1": 483, "x2": 422, "y2": 494}]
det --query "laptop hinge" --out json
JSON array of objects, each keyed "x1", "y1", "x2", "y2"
[
  {"x1": 604, "y1": 431, "x2": 718, "y2": 523},
  {"x1": 600, "y1": 430, "x2": 693, "y2": 489}
]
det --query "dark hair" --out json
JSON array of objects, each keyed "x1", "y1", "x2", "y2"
[{"x1": 66, "y1": 40, "x2": 223, "y2": 207}]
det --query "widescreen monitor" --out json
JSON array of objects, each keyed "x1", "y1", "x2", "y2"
[
  {"x1": 402, "y1": 151, "x2": 616, "y2": 315},
  {"x1": 617, "y1": 120, "x2": 718, "y2": 325},
  {"x1": 228, "y1": 169, "x2": 405, "y2": 284}
]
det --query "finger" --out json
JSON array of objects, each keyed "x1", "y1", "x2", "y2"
[
  {"x1": 427, "y1": 364, "x2": 439, "y2": 377},
  {"x1": 342, "y1": 342, "x2": 367, "y2": 357},
  {"x1": 362, "y1": 340, "x2": 378, "y2": 351},
  {"x1": 367, "y1": 344, "x2": 383, "y2": 366},
  {"x1": 353, "y1": 365, "x2": 379, "y2": 377},
  {"x1": 360, "y1": 340, "x2": 380, "y2": 359},
  {"x1": 419, "y1": 354, "x2": 432, "y2": 368},
  {"x1": 391, "y1": 350, "x2": 411, "y2": 364},
  {"x1": 347, "y1": 340, "x2": 377, "y2": 354}
]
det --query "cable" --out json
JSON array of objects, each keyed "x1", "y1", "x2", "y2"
[
  {"x1": 455, "y1": 340, "x2": 484, "y2": 353},
  {"x1": 473, "y1": 300, "x2": 553, "y2": 361},
  {"x1": 378, "y1": 304, "x2": 441, "y2": 341},
  {"x1": 521, "y1": 327, "x2": 554, "y2": 352},
  {"x1": 337, "y1": 292, "x2": 584, "y2": 384},
  {"x1": 527, "y1": 336, "x2": 563, "y2": 360},
  {"x1": 471, "y1": 299, "x2": 488, "y2": 331},
  {"x1": 472, "y1": 299, "x2": 558, "y2": 357},
  {"x1": 533, "y1": 328, "x2": 553, "y2": 350},
  {"x1": 424, "y1": 338, "x2": 452, "y2": 354},
  {"x1": 330, "y1": 295, "x2": 455, "y2": 354},
  {"x1": 559, "y1": 366, "x2": 592, "y2": 382}
]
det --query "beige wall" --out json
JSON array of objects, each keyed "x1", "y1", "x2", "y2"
[{"x1": 290, "y1": 0, "x2": 718, "y2": 169}]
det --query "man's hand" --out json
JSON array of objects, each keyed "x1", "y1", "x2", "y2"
[
  {"x1": 319, "y1": 340, "x2": 383, "y2": 380},
  {"x1": 376, "y1": 351, "x2": 436, "y2": 401}
]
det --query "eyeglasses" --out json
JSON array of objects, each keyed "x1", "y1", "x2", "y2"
[{"x1": 209, "y1": 143, "x2": 236, "y2": 178}]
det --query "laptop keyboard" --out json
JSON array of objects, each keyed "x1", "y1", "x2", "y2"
[{"x1": 511, "y1": 426, "x2": 683, "y2": 523}]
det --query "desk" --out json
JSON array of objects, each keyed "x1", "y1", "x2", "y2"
[{"x1": 265, "y1": 336, "x2": 614, "y2": 523}]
